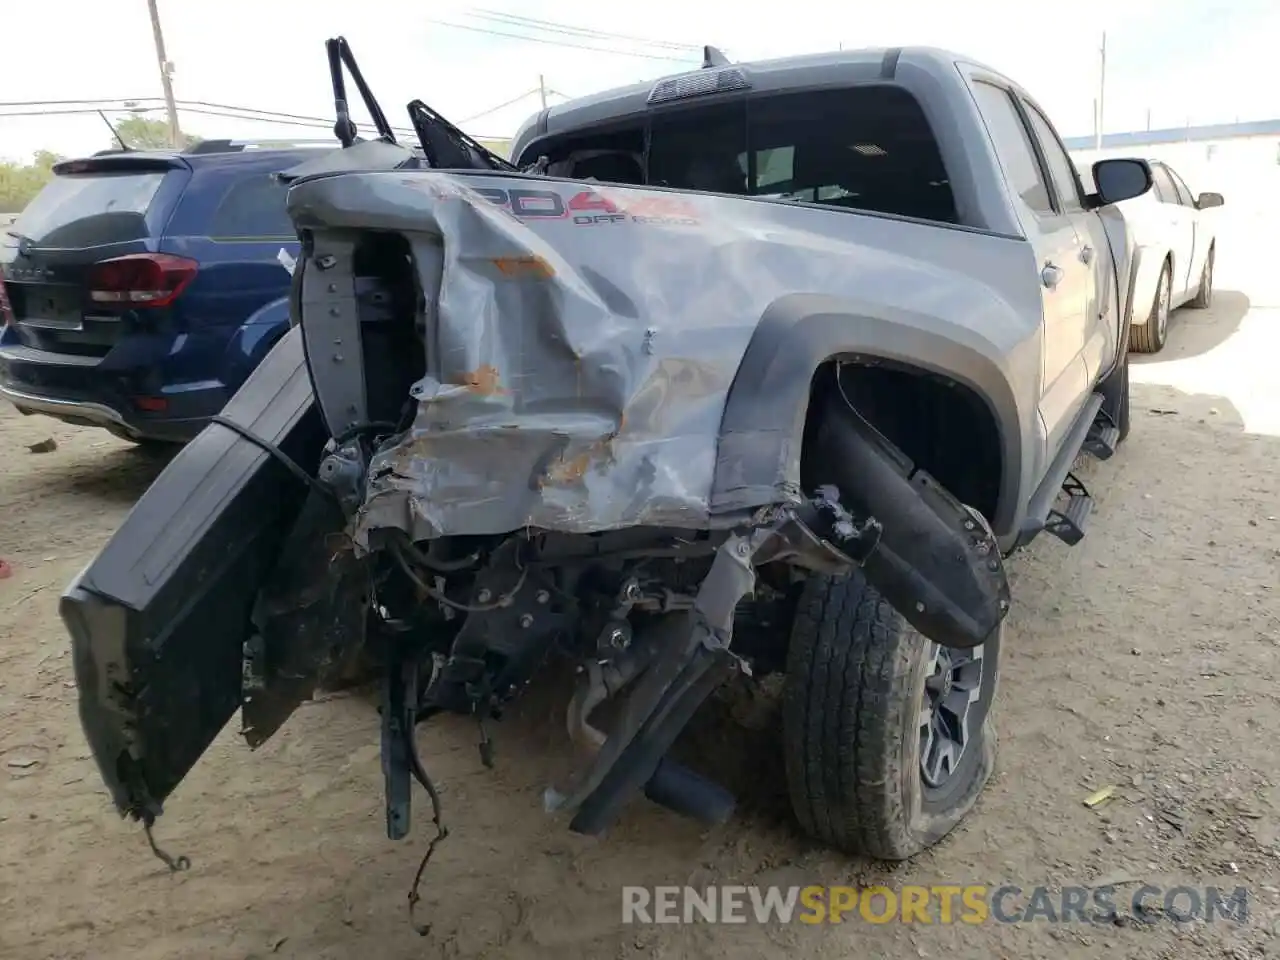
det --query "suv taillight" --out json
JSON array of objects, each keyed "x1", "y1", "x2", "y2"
[
  {"x1": 88, "y1": 253, "x2": 198, "y2": 309},
  {"x1": 0, "y1": 266, "x2": 13, "y2": 327}
]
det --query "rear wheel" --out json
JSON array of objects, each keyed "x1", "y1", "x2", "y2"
[
  {"x1": 1189, "y1": 245, "x2": 1214, "y2": 309},
  {"x1": 1129, "y1": 261, "x2": 1171, "y2": 354},
  {"x1": 782, "y1": 562, "x2": 1000, "y2": 860}
]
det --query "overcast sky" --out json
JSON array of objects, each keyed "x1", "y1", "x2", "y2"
[{"x1": 2, "y1": 0, "x2": 1276, "y2": 162}]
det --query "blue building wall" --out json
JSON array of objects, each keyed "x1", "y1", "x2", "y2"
[{"x1": 1062, "y1": 119, "x2": 1280, "y2": 151}]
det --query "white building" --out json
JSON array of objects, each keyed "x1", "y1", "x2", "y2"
[{"x1": 1065, "y1": 119, "x2": 1280, "y2": 206}]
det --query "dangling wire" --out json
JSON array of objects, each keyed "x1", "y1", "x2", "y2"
[
  {"x1": 143, "y1": 816, "x2": 191, "y2": 873},
  {"x1": 405, "y1": 724, "x2": 449, "y2": 936}
]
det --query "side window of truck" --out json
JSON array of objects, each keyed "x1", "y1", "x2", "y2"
[
  {"x1": 1022, "y1": 103, "x2": 1085, "y2": 213},
  {"x1": 970, "y1": 81, "x2": 1054, "y2": 217}
]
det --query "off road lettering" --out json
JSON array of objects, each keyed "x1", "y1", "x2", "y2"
[
  {"x1": 567, "y1": 190, "x2": 621, "y2": 214},
  {"x1": 475, "y1": 186, "x2": 698, "y2": 226},
  {"x1": 474, "y1": 187, "x2": 567, "y2": 219}
]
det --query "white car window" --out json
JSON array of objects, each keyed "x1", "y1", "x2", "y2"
[
  {"x1": 1150, "y1": 166, "x2": 1178, "y2": 204},
  {"x1": 1165, "y1": 167, "x2": 1195, "y2": 207}
]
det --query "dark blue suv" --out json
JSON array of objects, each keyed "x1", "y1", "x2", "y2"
[{"x1": 0, "y1": 141, "x2": 321, "y2": 444}]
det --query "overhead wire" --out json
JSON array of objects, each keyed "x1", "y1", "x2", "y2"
[
  {"x1": 424, "y1": 17, "x2": 700, "y2": 64},
  {"x1": 468, "y1": 10, "x2": 702, "y2": 53},
  {"x1": 0, "y1": 101, "x2": 525, "y2": 142}
]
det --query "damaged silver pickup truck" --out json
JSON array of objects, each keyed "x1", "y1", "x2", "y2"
[{"x1": 63, "y1": 39, "x2": 1156, "y2": 885}]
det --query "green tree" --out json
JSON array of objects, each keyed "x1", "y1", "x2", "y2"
[
  {"x1": 0, "y1": 150, "x2": 62, "y2": 213},
  {"x1": 112, "y1": 115, "x2": 202, "y2": 151}
]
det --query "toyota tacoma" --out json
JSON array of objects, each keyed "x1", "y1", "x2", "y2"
[{"x1": 61, "y1": 40, "x2": 1153, "y2": 898}]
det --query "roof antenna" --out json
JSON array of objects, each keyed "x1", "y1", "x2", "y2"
[
  {"x1": 97, "y1": 110, "x2": 133, "y2": 152},
  {"x1": 702, "y1": 46, "x2": 731, "y2": 68}
]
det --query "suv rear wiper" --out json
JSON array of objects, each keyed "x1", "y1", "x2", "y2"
[
  {"x1": 4, "y1": 230, "x2": 36, "y2": 255},
  {"x1": 326, "y1": 36, "x2": 397, "y2": 147}
]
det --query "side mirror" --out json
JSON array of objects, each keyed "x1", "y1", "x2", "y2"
[
  {"x1": 1196, "y1": 191, "x2": 1224, "y2": 209},
  {"x1": 1090, "y1": 158, "x2": 1152, "y2": 206}
]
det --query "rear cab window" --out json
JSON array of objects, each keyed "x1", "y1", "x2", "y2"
[
  {"x1": 645, "y1": 87, "x2": 958, "y2": 223},
  {"x1": 551, "y1": 85, "x2": 960, "y2": 225}
]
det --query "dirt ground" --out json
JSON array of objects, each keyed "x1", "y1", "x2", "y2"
[{"x1": 2, "y1": 215, "x2": 1279, "y2": 960}]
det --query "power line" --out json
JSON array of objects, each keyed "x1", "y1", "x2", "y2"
[
  {"x1": 469, "y1": 10, "x2": 701, "y2": 53},
  {"x1": 179, "y1": 99, "x2": 418, "y2": 133},
  {"x1": 0, "y1": 103, "x2": 511, "y2": 142},
  {"x1": 0, "y1": 97, "x2": 162, "y2": 108},
  {"x1": 425, "y1": 18, "x2": 699, "y2": 63},
  {"x1": 0, "y1": 103, "x2": 410, "y2": 135},
  {"x1": 459, "y1": 87, "x2": 570, "y2": 123}
]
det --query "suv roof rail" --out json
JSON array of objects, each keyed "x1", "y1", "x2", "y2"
[
  {"x1": 184, "y1": 138, "x2": 339, "y2": 155},
  {"x1": 702, "y1": 46, "x2": 732, "y2": 68}
]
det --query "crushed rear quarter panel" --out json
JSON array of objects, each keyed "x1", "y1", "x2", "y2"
[{"x1": 285, "y1": 171, "x2": 1043, "y2": 544}]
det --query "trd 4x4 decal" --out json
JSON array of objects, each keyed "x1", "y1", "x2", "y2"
[{"x1": 472, "y1": 186, "x2": 700, "y2": 227}]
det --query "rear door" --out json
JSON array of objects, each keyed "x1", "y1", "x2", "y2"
[
  {"x1": 153, "y1": 159, "x2": 300, "y2": 390},
  {"x1": 159, "y1": 158, "x2": 300, "y2": 326},
  {"x1": 969, "y1": 79, "x2": 1091, "y2": 456},
  {"x1": 1164, "y1": 165, "x2": 1206, "y2": 292},
  {"x1": 0, "y1": 155, "x2": 190, "y2": 359},
  {"x1": 1018, "y1": 99, "x2": 1116, "y2": 385}
]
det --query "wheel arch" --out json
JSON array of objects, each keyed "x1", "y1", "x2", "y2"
[
  {"x1": 709, "y1": 293, "x2": 1028, "y2": 542},
  {"x1": 1128, "y1": 244, "x2": 1174, "y2": 327}
]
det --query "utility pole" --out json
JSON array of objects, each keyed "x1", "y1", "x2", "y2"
[
  {"x1": 538, "y1": 74, "x2": 548, "y2": 110},
  {"x1": 1094, "y1": 31, "x2": 1106, "y2": 151},
  {"x1": 146, "y1": 0, "x2": 183, "y2": 147}
]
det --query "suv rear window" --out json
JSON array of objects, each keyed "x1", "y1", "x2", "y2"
[
  {"x1": 13, "y1": 171, "x2": 166, "y2": 247},
  {"x1": 207, "y1": 175, "x2": 294, "y2": 239}
]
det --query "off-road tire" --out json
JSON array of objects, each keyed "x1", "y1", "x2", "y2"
[
  {"x1": 1129, "y1": 261, "x2": 1171, "y2": 354},
  {"x1": 1189, "y1": 245, "x2": 1214, "y2": 309},
  {"x1": 782, "y1": 568, "x2": 1000, "y2": 861}
]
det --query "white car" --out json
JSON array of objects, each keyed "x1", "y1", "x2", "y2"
[{"x1": 1117, "y1": 159, "x2": 1224, "y2": 353}]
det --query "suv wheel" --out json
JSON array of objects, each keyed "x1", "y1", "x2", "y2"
[{"x1": 782, "y1": 558, "x2": 1001, "y2": 860}]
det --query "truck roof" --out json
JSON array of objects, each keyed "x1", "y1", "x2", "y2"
[{"x1": 510, "y1": 46, "x2": 1010, "y2": 163}]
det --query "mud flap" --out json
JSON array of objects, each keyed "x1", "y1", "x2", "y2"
[
  {"x1": 61, "y1": 327, "x2": 327, "y2": 820},
  {"x1": 808, "y1": 389, "x2": 1010, "y2": 649}
]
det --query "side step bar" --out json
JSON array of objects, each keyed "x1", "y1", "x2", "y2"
[
  {"x1": 1084, "y1": 409, "x2": 1121, "y2": 461},
  {"x1": 1020, "y1": 392, "x2": 1105, "y2": 548}
]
